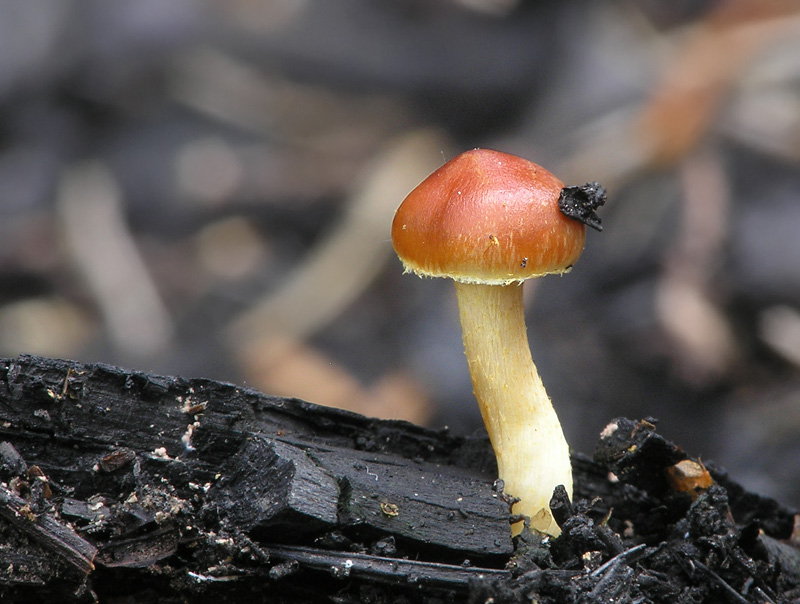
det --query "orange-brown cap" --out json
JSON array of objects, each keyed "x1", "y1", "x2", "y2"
[{"x1": 391, "y1": 149, "x2": 586, "y2": 284}]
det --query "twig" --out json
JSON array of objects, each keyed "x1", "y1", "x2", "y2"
[
  {"x1": 693, "y1": 559, "x2": 750, "y2": 604},
  {"x1": 589, "y1": 543, "x2": 648, "y2": 578},
  {"x1": 267, "y1": 543, "x2": 522, "y2": 591},
  {"x1": 0, "y1": 484, "x2": 97, "y2": 575}
]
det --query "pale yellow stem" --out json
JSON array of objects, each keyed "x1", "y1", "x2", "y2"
[{"x1": 454, "y1": 281, "x2": 572, "y2": 536}]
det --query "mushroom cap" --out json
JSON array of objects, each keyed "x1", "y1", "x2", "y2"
[{"x1": 391, "y1": 149, "x2": 586, "y2": 284}]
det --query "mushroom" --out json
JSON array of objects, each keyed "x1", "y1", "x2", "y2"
[{"x1": 391, "y1": 149, "x2": 604, "y2": 536}]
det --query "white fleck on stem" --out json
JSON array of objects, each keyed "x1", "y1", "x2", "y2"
[{"x1": 454, "y1": 281, "x2": 572, "y2": 536}]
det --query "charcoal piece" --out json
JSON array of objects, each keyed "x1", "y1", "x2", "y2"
[
  {"x1": 96, "y1": 527, "x2": 180, "y2": 568},
  {"x1": 209, "y1": 435, "x2": 339, "y2": 536},
  {"x1": 0, "y1": 442, "x2": 27, "y2": 478},
  {"x1": 558, "y1": 182, "x2": 607, "y2": 231},
  {"x1": 310, "y1": 446, "x2": 513, "y2": 556},
  {"x1": 593, "y1": 417, "x2": 686, "y2": 495}
]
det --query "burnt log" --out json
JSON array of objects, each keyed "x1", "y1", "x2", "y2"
[
  {"x1": 0, "y1": 355, "x2": 798, "y2": 603},
  {"x1": 0, "y1": 354, "x2": 519, "y2": 602}
]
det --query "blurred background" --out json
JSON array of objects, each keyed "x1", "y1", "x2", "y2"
[{"x1": 1, "y1": 0, "x2": 799, "y2": 509}]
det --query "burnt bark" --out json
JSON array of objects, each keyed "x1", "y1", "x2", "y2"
[{"x1": 0, "y1": 354, "x2": 518, "y2": 602}]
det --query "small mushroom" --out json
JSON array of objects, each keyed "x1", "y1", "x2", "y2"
[{"x1": 392, "y1": 149, "x2": 601, "y2": 536}]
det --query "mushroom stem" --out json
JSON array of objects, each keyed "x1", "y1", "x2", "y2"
[{"x1": 454, "y1": 280, "x2": 572, "y2": 536}]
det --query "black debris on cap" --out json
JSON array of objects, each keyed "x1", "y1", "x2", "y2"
[{"x1": 558, "y1": 182, "x2": 607, "y2": 231}]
